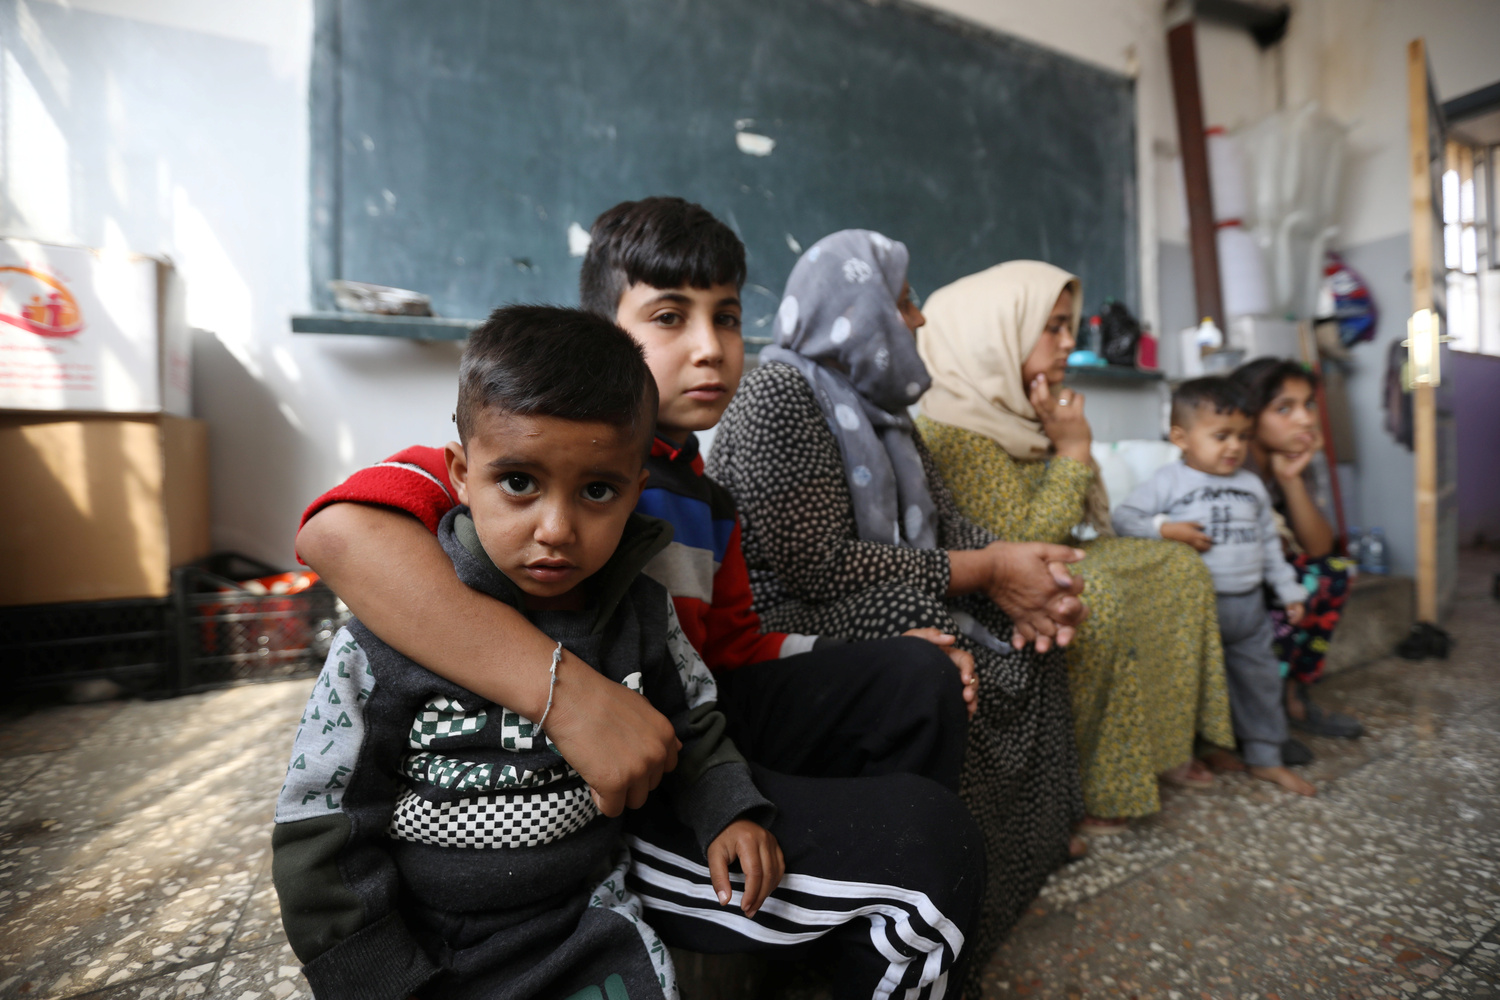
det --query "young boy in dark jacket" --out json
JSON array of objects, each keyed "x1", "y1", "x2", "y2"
[{"x1": 273, "y1": 306, "x2": 983, "y2": 999}]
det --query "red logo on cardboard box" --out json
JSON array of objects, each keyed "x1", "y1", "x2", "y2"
[{"x1": 0, "y1": 266, "x2": 84, "y2": 338}]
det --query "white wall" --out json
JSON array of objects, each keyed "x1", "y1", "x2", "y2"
[
  {"x1": 1284, "y1": 0, "x2": 1500, "y2": 248},
  {"x1": 1065, "y1": 0, "x2": 1500, "y2": 575},
  {"x1": 1143, "y1": 0, "x2": 1500, "y2": 248},
  {"x1": 2, "y1": 0, "x2": 463, "y2": 567},
  {"x1": 3, "y1": 0, "x2": 1191, "y2": 565},
  {"x1": 1314, "y1": 0, "x2": 1500, "y2": 577},
  {"x1": 5, "y1": 0, "x2": 1497, "y2": 567}
]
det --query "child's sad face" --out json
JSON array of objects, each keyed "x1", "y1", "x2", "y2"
[
  {"x1": 615, "y1": 282, "x2": 744, "y2": 442},
  {"x1": 1170, "y1": 408, "x2": 1254, "y2": 477},
  {"x1": 445, "y1": 408, "x2": 650, "y2": 610}
]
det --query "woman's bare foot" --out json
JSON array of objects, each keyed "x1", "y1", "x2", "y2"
[
  {"x1": 1077, "y1": 815, "x2": 1129, "y2": 836},
  {"x1": 1160, "y1": 759, "x2": 1215, "y2": 789},
  {"x1": 1068, "y1": 835, "x2": 1088, "y2": 860},
  {"x1": 1200, "y1": 748, "x2": 1247, "y2": 773},
  {"x1": 1249, "y1": 765, "x2": 1316, "y2": 796}
]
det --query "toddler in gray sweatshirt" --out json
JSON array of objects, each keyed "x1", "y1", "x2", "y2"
[{"x1": 1114, "y1": 377, "x2": 1314, "y2": 796}]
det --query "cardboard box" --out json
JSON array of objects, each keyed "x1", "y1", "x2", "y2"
[
  {"x1": 0, "y1": 239, "x2": 190, "y2": 414},
  {"x1": 0, "y1": 413, "x2": 210, "y2": 607}
]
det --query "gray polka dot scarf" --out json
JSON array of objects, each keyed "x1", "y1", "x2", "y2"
[{"x1": 760, "y1": 230, "x2": 939, "y2": 550}]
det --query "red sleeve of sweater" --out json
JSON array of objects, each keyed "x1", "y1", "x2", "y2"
[
  {"x1": 298, "y1": 445, "x2": 458, "y2": 537},
  {"x1": 699, "y1": 520, "x2": 789, "y2": 670}
]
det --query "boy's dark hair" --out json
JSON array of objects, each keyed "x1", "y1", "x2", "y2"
[
  {"x1": 1229, "y1": 357, "x2": 1320, "y2": 416},
  {"x1": 579, "y1": 197, "x2": 747, "y2": 318},
  {"x1": 457, "y1": 305, "x2": 658, "y2": 451},
  {"x1": 1170, "y1": 376, "x2": 1248, "y2": 428}
]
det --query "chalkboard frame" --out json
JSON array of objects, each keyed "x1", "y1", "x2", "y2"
[{"x1": 307, "y1": 0, "x2": 1138, "y2": 339}]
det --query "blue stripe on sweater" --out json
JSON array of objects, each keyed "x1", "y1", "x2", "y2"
[{"x1": 636, "y1": 488, "x2": 734, "y2": 564}]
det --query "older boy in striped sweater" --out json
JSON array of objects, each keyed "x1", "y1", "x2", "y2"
[{"x1": 298, "y1": 198, "x2": 978, "y2": 794}]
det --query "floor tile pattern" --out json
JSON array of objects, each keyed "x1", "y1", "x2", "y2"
[
  {"x1": 0, "y1": 552, "x2": 1495, "y2": 999},
  {"x1": 984, "y1": 550, "x2": 1500, "y2": 999}
]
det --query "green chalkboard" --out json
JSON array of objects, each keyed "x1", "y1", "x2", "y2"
[{"x1": 311, "y1": 0, "x2": 1136, "y2": 340}]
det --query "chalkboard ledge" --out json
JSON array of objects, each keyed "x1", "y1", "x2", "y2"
[
  {"x1": 1064, "y1": 365, "x2": 1164, "y2": 382},
  {"x1": 291, "y1": 312, "x2": 479, "y2": 340}
]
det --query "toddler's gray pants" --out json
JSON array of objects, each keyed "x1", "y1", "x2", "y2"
[{"x1": 1216, "y1": 590, "x2": 1288, "y2": 768}]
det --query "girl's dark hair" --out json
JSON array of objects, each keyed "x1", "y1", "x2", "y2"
[
  {"x1": 579, "y1": 197, "x2": 746, "y2": 318},
  {"x1": 1229, "y1": 357, "x2": 1320, "y2": 416},
  {"x1": 456, "y1": 305, "x2": 657, "y2": 451}
]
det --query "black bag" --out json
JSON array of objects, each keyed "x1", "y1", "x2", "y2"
[{"x1": 1097, "y1": 300, "x2": 1141, "y2": 366}]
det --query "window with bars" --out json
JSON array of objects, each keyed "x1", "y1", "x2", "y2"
[{"x1": 1443, "y1": 142, "x2": 1498, "y2": 356}]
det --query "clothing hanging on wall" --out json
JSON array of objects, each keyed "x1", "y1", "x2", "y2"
[{"x1": 1382, "y1": 337, "x2": 1413, "y2": 450}]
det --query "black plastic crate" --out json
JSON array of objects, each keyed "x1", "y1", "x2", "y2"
[
  {"x1": 171, "y1": 556, "x2": 347, "y2": 693},
  {"x1": 0, "y1": 596, "x2": 174, "y2": 691},
  {"x1": 1, "y1": 555, "x2": 349, "y2": 696}
]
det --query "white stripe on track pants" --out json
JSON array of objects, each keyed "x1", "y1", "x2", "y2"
[{"x1": 624, "y1": 766, "x2": 985, "y2": 1000}]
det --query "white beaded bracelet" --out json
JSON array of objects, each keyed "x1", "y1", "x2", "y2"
[{"x1": 535, "y1": 641, "x2": 564, "y2": 733}]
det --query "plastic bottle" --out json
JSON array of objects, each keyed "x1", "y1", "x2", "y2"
[
  {"x1": 1180, "y1": 326, "x2": 1206, "y2": 376},
  {"x1": 1082, "y1": 315, "x2": 1102, "y2": 354},
  {"x1": 1345, "y1": 527, "x2": 1363, "y2": 577},
  {"x1": 1195, "y1": 316, "x2": 1224, "y2": 356},
  {"x1": 1362, "y1": 527, "x2": 1387, "y2": 575}
]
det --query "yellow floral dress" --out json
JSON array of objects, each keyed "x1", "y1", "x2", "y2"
[{"x1": 916, "y1": 416, "x2": 1234, "y2": 818}]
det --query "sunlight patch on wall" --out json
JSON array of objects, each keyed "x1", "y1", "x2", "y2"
[
  {"x1": 3, "y1": 48, "x2": 73, "y2": 240},
  {"x1": 171, "y1": 184, "x2": 257, "y2": 377},
  {"x1": 272, "y1": 344, "x2": 302, "y2": 384},
  {"x1": 17, "y1": 0, "x2": 70, "y2": 107}
]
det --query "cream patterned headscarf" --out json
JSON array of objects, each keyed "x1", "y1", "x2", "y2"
[{"x1": 919, "y1": 260, "x2": 1114, "y2": 535}]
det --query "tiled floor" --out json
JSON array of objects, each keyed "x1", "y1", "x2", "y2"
[
  {"x1": 0, "y1": 682, "x2": 309, "y2": 998},
  {"x1": 1, "y1": 551, "x2": 1495, "y2": 999},
  {"x1": 982, "y1": 550, "x2": 1500, "y2": 999}
]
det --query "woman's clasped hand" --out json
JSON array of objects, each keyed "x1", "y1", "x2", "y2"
[{"x1": 949, "y1": 540, "x2": 1087, "y2": 651}]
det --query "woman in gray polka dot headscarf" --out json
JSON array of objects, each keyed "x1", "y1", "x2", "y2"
[
  {"x1": 708, "y1": 230, "x2": 1091, "y2": 990},
  {"x1": 759, "y1": 230, "x2": 938, "y2": 550}
]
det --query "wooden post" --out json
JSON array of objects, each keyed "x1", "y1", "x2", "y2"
[
  {"x1": 1168, "y1": 19, "x2": 1225, "y2": 330},
  {"x1": 1407, "y1": 38, "x2": 1439, "y2": 623}
]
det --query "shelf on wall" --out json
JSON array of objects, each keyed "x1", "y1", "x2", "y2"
[
  {"x1": 1064, "y1": 365, "x2": 1164, "y2": 382},
  {"x1": 290, "y1": 312, "x2": 479, "y2": 340}
]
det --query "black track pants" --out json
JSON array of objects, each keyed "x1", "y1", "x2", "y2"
[
  {"x1": 406, "y1": 769, "x2": 981, "y2": 1000},
  {"x1": 714, "y1": 637, "x2": 968, "y2": 792},
  {"x1": 627, "y1": 766, "x2": 984, "y2": 1000}
]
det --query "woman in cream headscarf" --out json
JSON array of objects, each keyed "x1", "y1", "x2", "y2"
[{"x1": 916, "y1": 261, "x2": 1233, "y2": 830}]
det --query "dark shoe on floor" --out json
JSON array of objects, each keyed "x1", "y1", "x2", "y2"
[
  {"x1": 1397, "y1": 621, "x2": 1453, "y2": 660},
  {"x1": 1281, "y1": 738, "x2": 1314, "y2": 766},
  {"x1": 1291, "y1": 699, "x2": 1365, "y2": 739}
]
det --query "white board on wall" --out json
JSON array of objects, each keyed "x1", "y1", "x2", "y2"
[{"x1": 0, "y1": 239, "x2": 190, "y2": 415}]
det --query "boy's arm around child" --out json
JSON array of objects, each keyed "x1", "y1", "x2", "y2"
[
  {"x1": 269, "y1": 515, "x2": 783, "y2": 1000},
  {"x1": 295, "y1": 448, "x2": 685, "y2": 820}
]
